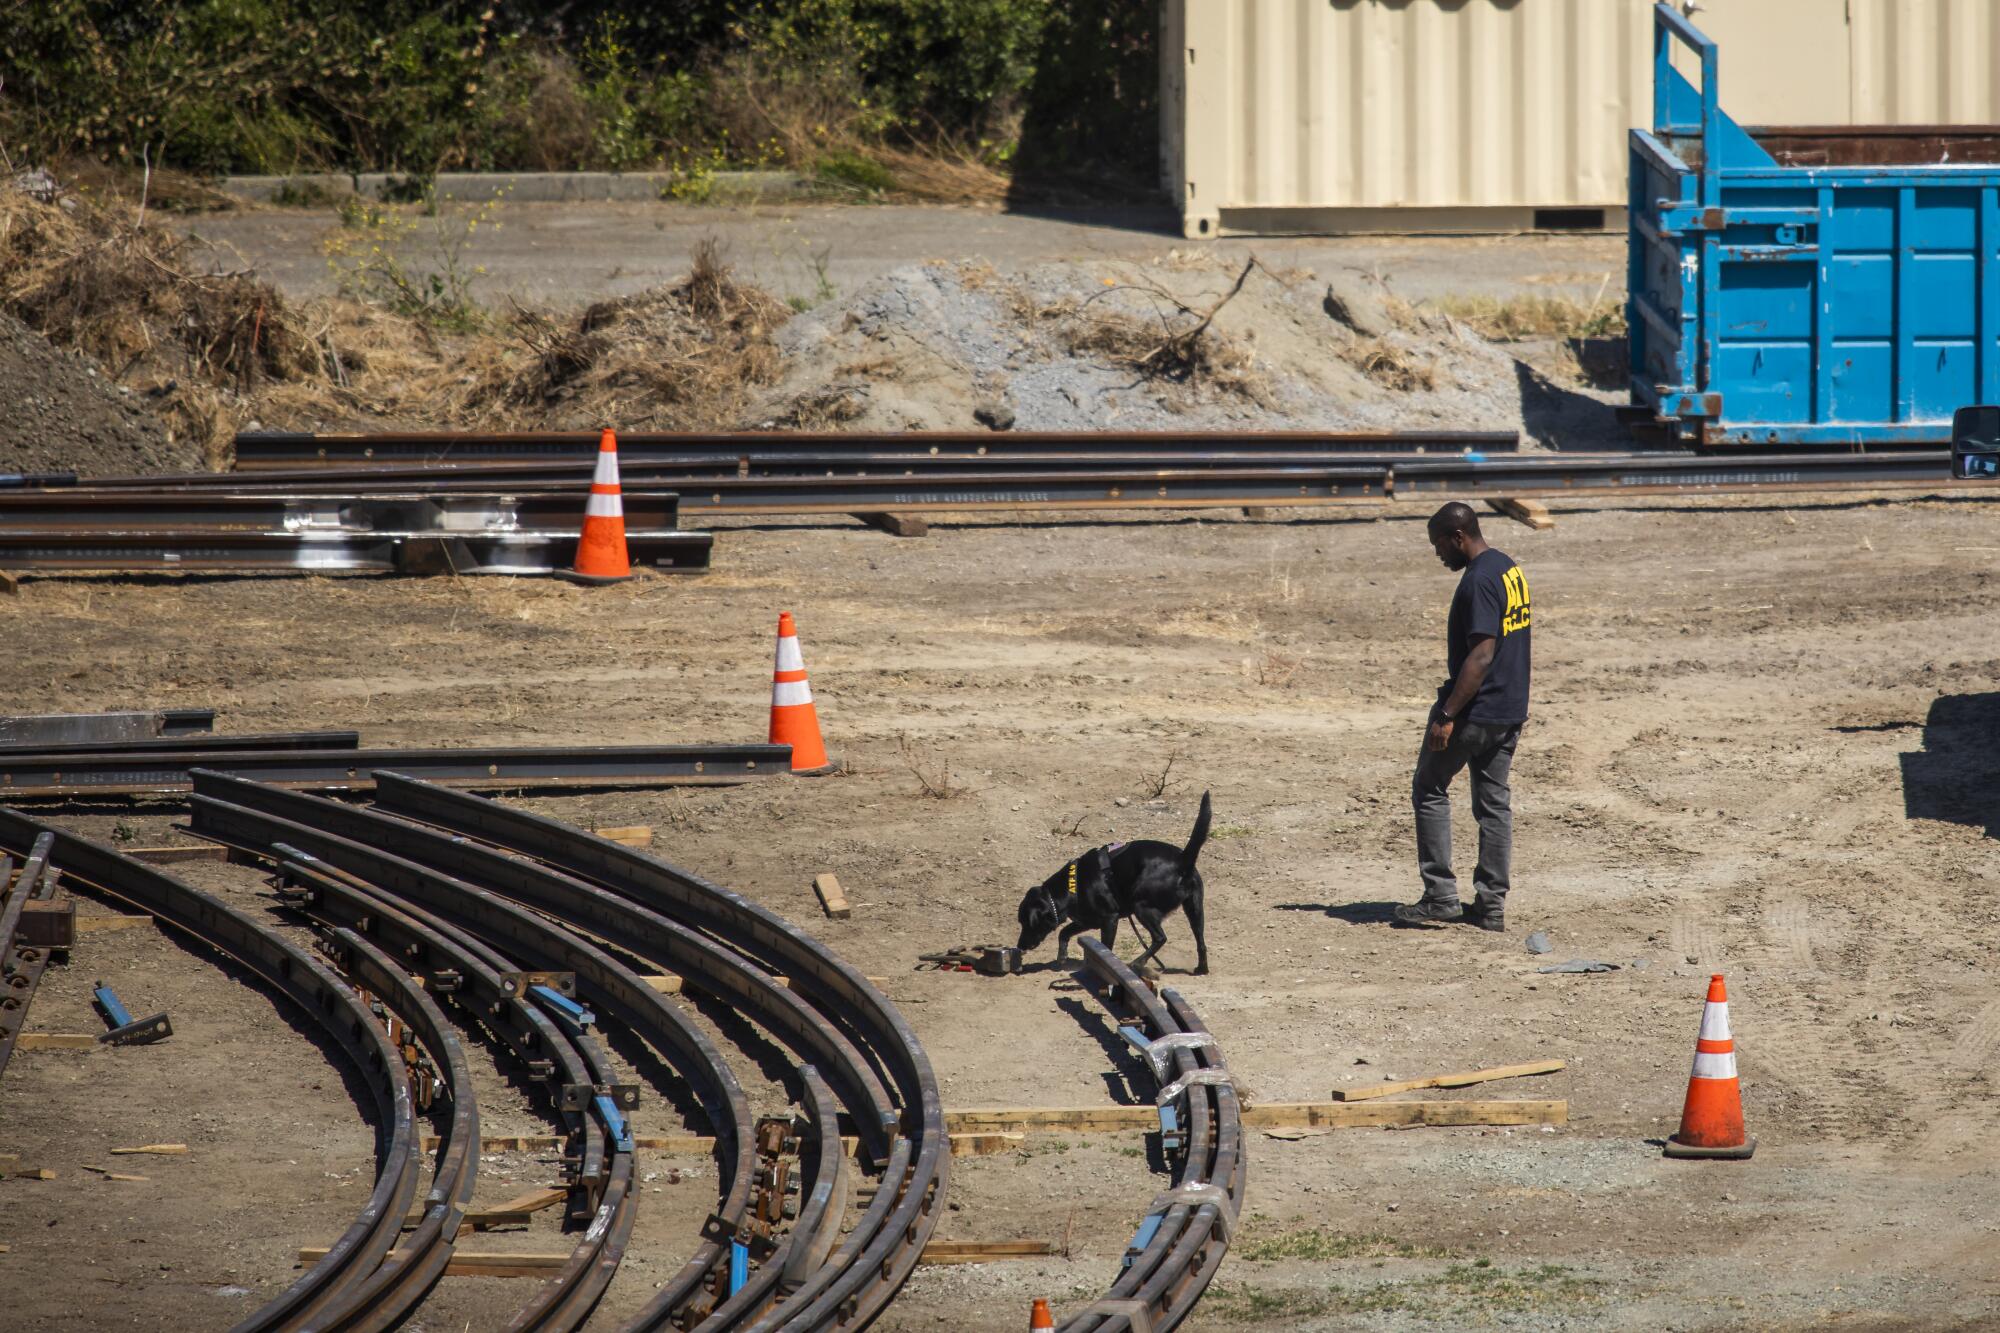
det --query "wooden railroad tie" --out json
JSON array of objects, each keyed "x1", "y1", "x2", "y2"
[
  {"x1": 1488, "y1": 497, "x2": 1556, "y2": 531},
  {"x1": 425, "y1": 1101, "x2": 1564, "y2": 1158}
]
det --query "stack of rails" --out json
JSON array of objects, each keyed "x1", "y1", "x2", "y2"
[
  {"x1": 50, "y1": 428, "x2": 1980, "y2": 518},
  {"x1": 0, "y1": 490, "x2": 709, "y2": 575}
]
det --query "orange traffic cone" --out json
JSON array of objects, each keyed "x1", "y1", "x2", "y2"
[
  {"x1": 571, "y1": 427, "x2": 632, "y2": 583},
  {"x1": 769, "y1": 612, "x2": 833, "y2": 775},
  {"x1": 1664, "y1": 973, "x2": 1756, "y2": 1159},
  {"x1": 1028, "y1": 1298, "x2": 1054, "y2": 1331}
]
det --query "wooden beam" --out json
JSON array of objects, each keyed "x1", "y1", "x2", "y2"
[
  {"x1": 1487, "y1": 497, "x2": 1555, "y2": 531},
  {"x1": 298, "y1": 1248, "x2": 569, "y2": 1279},
  {"x1": 17, "y1": 1033, "x2": 98, "y2": 1051},
  {"x1": 811, "y1": 873, "x2": 850, "y2": 920},
  {"x1": 850, "y1": 512, "x2": 929, "y2": 538},
  {"x1": 73, "y1": 915, "x2": 153, "y2": 934},
  {"x1": 431, "y1": 1130, "x2": 1025, "y2": 1158},
  {"x1": 591, "y1": 826, "x2": 653, "y2": 849},
  {"x1": 126, "y1": 846, "x2": 227, "y2": 865},
  {"x1": 916, "y1": 1239, "x2": 1056, "y2": 1266},
  {"x1": 949, "y1": 1100, "x2": 1568, "y2": 1133},
  {"x1": 109, "y1": 1144, "x2": 189, "y2": 1156},
  {"x1": 1332, "y1": 1059, "x2": 1565, "y2": 1102}
]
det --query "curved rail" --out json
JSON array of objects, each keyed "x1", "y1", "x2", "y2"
[
  {"x1": 0, "y1": 808, "x2": 422, "y2": 1333},
  {"x1": 273, "y1": 846, "x2": 633, "y2": 1331},
  {"x1": 1062, "y1": 937, "x2": 1243, "y2": 1333},
  {"x1": 187, "y1": 774, "x2": 755, "y2": 1326}
]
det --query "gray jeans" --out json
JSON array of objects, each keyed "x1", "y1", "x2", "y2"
[{"x1": 1412, "y1": 720, "x2": 1521, "y2": 910}]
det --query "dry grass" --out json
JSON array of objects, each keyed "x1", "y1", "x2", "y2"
[
  {"x1": 1430, "y1": 282, "x2": 1625, "y2": 342},
  {"x1": 1027, "y1": 259, "x2": 1273, "y2": 405},
  {"x1": 0, "y1": 175, "x2": 799, "y2": 458},
  {"x1": 1344, "y1": 336, "x2": 1438, "y2": 392}
]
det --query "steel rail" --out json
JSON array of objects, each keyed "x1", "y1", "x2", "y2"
[
  {"x1": 0, "y1": 491, "x2": 684, "y2": 533},
  {"x1": 0, "y1": 831, "x2": 59, "y2": 1079},
  {"x1": 0, "y1": 528, "x2": 712, "y2": 575},
  {"x1": 230, "y1": 428, "x2": 1521, "y2": 470},
  {"x1": 196, "y1": 770, "x2": 900, "y2": 1327},
  {"x1": 365, "y1": 776, "x2": 948, "y2": 1333},
  {"x1": 0, "y1": 742, "x2": 789, "y2": 799},
  {"x1": 273, "y1": 847, "x2": 635, "y2": 1332},
  {"x1": 311, "y1": 925, "x2": 479, "y2": 1333},
  {"x1": 186, "y1": 775, "x2": 757, "y2": 1329},
  {"x1": 1062, "y1": 938, "x2": 1243, "y2": 1333},
  {"x1": 0, "y1": 708, "x2": 213, "y2": 746},
  {"x1": 75, "y1": 446, "x2": 1977, "y2": 515},
  {"x1": 0, "y1": 729, "x2": 360, "y2": 756},
  {"x1": 0, "y1": 808, "x2": 421, "y2": 1333}
]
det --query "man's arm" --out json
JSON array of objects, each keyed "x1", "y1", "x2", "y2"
[{"x1": 1426, "y1": 635, "x2": 1496, "y2": 751}]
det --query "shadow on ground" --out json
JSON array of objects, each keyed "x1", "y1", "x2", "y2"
[{"x1": 1896, "y1": 691, "x2": 2000, "y2": 838}]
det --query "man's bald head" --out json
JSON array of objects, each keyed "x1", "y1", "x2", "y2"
[
  {"x1": 1428, "y1": 502, "x2": 1482, "y2": 540},
  {"x1": 1427, "y1": 502, "x2": 1486, "y2": 571}
]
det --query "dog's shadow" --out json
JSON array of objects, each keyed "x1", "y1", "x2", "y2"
[{"x1": 1277, "y1": 901, "x2": 1403, "y2": 926}]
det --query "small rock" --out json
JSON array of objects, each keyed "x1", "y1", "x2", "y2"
[
  {"x1": 1113, "y1": 797, "x2": 1130, "y2": 808},
  {"x1": 973, "y1": 399, "x2": 1015, "y2": 431},
  {"x1": 1322, "y1": 271, "x2": 1393, "y2": 338},
  {"x1": 1525, "y1": 930, "x2": 1553, "y2": 955}
]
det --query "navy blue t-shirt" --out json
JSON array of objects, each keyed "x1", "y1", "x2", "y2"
[{"x1": 1441, "y1": 548, "x2": 1531, "y2": 726}]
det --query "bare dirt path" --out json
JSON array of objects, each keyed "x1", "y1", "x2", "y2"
[{"x1": 1, "y1": 491, "x2": 1996, "y2": 1330}]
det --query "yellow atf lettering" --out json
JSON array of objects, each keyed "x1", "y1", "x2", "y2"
[
  {"x1": 1501, "y1": 565, "x2": 1533, "y2": 636},
  {"x1": 1065, "y1": 860, "x2": 1077, "y2": 898}
]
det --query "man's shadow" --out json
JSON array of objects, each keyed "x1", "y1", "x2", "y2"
[
  {"x1": 1896, "y1": 692, "x2": 2000, "y2": 839},
  {"x1": 1276, "y1": 901, "x2": 1402, "y2": 926}
]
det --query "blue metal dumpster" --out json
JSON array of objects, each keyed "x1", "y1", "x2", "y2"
[{"x1": 1629, "y1": 3, "x2": 2000, "y2": 448}]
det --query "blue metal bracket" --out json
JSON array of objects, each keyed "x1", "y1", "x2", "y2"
[
  {"x1": 531, "y1": 984, "x2": 595, "y2": 1031},
  {"x1": 729, "y1": 1241, "x2": 750, "y2": 1295},
  {"x1": 1120, "y1": 1212, "x2": 1166, "y2": 1270},
  {"x1": 92, "y1": 980, "x2": 172, "y2": 1045}
]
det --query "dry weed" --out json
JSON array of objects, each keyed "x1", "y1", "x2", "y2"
[
  {"x1": 1346, "y1": 337, "x2": 1439, "y2": 392},
  {"x1": 1430, "y1": 277, "x2": 1625, "y2": 341},
  {"x1": 1040, "y1": 258, "x2": 1273, "y2": 404},
  {"x1": 897, "y1": 734, "x2": 961, "y2": 800}
]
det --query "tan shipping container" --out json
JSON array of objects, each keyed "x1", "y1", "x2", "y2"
[{"x1": 1163, "y1": 0, "x2": 1999, "y2": 238}]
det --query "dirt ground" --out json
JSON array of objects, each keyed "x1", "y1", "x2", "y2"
[{"x1": 3, "y1": 485, "x2": 1998, "y2": 1330}]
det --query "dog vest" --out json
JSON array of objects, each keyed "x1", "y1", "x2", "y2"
[{"x1": 1064, "y1": 843, "x2": 1130, "y2": 900}]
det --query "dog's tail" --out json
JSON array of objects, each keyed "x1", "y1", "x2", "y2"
[{"x1": 1180, "y1": 790, "x2": 1212, "y2": 875}]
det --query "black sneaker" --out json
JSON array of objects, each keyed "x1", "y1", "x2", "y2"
[
  {"x1": 1459, "y1": 903, "x2": 1506, "y2": 933},
  {"x1": 1394, "y1": 898, "x2": 1463, "y2": 926}
]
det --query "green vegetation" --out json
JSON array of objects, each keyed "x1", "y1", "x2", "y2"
[
  {"x1": 1238, "y1": 1228, "x2": 1452, "y2": 1263},
  {"x1": 1204, "y1": 1261, "x2": 1602, "y2": 1323},
  {"x1": 0, "y1": 1, "x2": 1157, "y2": 193}
]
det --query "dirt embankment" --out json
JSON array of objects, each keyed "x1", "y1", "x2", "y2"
[{"x1": 0, "y1": 172, "x2": 1621, "y2": 478}]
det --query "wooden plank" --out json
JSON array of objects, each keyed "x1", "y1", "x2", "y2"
[
  {"x1": 403, "y1": 1185, "x2": 567, "y2": 1232},
  {"x1": 18, "y1": 1034, "x2": 98, "y2": 1051},
  {"x1": 433, "y1": 1130, "x2": 1023, "y2": 1158},
  {"x1": 110, "y1": 1144, "x2": 189, "y2": 1155},
  {"x1": 1488, "y1": 497, "x2": 1556, "y2": 531},
  {"x1": 299, "y1": 1248, "x2": 570, "y2": 1278},
  {"x1": 640, "y1": 974, "x2": 684, "y2": 995},
  {"x1": 811, "y1": 873, "x2": 850, "y2": 920},
  {"x1": 1331, "y1": 1059, "x2": 1567, "y2": 1103},
  {"x1": 73, "y1": 915, "x2": 153, "y2": 934},
  {"x1": 82, "y1": 1165, "x2": 148, "y2": 1181},
  {"x1": 917, "y1": 1239, "x2": 1056, "y2": 1266},
  {"x1": 7, "y1": 1168, "x2": 56, "y2": 1180},
  {"x1": 126, "y1": 846, "x2": 227, "y2": 865},
  {"x1": 1240, "y1": 1100, "x2": 1567, "y2": 1129},
  {"x1": 592, "y1": 826, "x2": 653, "y2": 849}
]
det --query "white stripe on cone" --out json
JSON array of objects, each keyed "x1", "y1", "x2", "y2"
[
  {"x1": 585, "y1": 490, "x2": 623, "y2": 518},
  {"x1": 1691, "y1": 1050, "x2": 1738, "y2": 1079},
  {"x1": 775, "y1": 635, "x2": 805, "y2": 672},
  {"x1": 772, "y1": 679, "x2": 814, "y2": 708},
  {"x1": 1698, "y1": 1001, "x2": 1732, "y2": 1042},
  {"x1": 593, "y1": 447, "x2": 621, "y2": 488}
]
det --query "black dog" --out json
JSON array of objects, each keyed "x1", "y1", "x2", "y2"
[{"x1": 1016, "y1": 792, "x2": 1212, "y2": 975}]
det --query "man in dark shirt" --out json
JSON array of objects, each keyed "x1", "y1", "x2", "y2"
[{"x1": 1395, "y1": 502, "x2": 1532, "y2": 931}]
